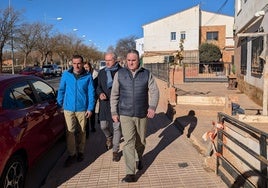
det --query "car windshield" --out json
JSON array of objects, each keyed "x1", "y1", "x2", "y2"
[
  {"x1": 33, "y1": 67, "x2": 42, "y2": 71},
  {"x1": 42, "y1": 65, "x2": 52, "y2": 68},
  {"x1": 23, "y1": 67, "x2": 32, "y2": 71}
]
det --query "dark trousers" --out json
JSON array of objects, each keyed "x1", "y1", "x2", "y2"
[{"x1": 86, "y1": 111, "x2": 97, "y2": 138}]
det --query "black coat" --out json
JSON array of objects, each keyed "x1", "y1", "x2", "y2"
[{"x1": 96, "y1": 66, "x2": 121, "y2": 121}]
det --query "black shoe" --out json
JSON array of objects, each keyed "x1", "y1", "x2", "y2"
[
  {"x1": 77, "y1": 152, "x2": 84, "y2": 162},
  {"x1": 121, "y1": 174, "x2": 136, "y2": 183},
  {"x1": 136, "y1": 161, "x2": 143, "y2": 170},
  {"x1": 64, "y1": 155, "x2": 76, "y2": 167},
  {"x1": 112, "y1": 152, "x2": 120, "y2": 162}
]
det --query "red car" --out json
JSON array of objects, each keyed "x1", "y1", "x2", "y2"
[
  {"x1": 19, "y1": 66, "x2": 44, "y2": 79},
  {"x1": 0, "y1": 74, "x2": 65, "y2": 188}
]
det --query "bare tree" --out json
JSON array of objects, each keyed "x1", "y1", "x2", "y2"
[
  {"x1": 107, "y1": 45, "x2": 115, "y2": 53},
  {"x1": 0, "y1": 7, "x2": 20, "y2": 73},
  {"x1": 15, "y1": 22, "x2": 43, "y2": 67},
  {"x1": 52, "y1": 34, "x2": 83, "y2": 69},
  {"x1": 51, "y1": 34, "x2": 70, "y2": 69},
  {"x1": 35, "y1": 23, "x2": 54, "y2": 66},
  {"x1": 115, "y1": 35, "x2": 137, "y2": 59}
]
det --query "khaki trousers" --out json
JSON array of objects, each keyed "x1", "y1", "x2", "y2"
[
  {"x1": 120, "y1": 115, "x2": 147, "y2": 174},
  {"x1": 64, "y1": 110, "x2": 86, "y2": 156}
]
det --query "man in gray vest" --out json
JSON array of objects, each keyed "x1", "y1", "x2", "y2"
[{"x1": 110, "y1": 49, "x2": 159, "y2": 183}]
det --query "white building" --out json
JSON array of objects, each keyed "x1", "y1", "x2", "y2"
[
  {"x1": 135, "y1": 38, "x2": 144, "y2": 57},
  {"x1": 139, "y1": 5, "x2": 234, "y2": 64},
  {"x1": 234, "y1": 0, "x2": 268, "y2": 106}
]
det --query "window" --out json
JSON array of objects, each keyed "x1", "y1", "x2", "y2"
[
  {"x1": 180, "y1": 31, "x2": 186, "y2": 40},
  {"x1": 31, "y1": 80, "x2": 55, "y2": 102},
  {"x1": 2, "y1": 89, "x2": 19, "y2": 110},
  {"x1": 2, "y1": 82, "x2": 37, "y2": 110},
  {"x1": 206, "y1": 32, "x2": 218, "y2": 41},
  {"x1": 171, "y1": 32, "x2": 176, "y2": 41},
  {"x1": 251, "y1": 36, "x2": 264, "y2": 77}
]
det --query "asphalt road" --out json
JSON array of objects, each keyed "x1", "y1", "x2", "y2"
[
  {"x1": 45, "y1": 76, "x2": 61, "y2": 90},
  {"x1": 25, "y1": 137, "x2": 66, "y2": 188},
  {"x1": 24, "y1": 76, "x2": 65, "y2": 188}
]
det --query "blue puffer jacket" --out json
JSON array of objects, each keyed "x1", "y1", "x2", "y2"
[{"x1": 57, "y1": 67, "x2": 95, "y2": 112}]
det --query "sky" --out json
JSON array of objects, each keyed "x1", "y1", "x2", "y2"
[{"x1": 0, "y1": 0, "x2": 234, "y2": 52}]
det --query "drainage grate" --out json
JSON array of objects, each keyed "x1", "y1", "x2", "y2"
[{"x1": 178, "y1": 162, "x2": 188, "y2": 168}]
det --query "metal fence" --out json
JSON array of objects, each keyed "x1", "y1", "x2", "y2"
[
  {"x1": 183, "y1": 62, "x2": 229, "y2": 82},
  {"x1": 143, "y1": 62, "x2": 229, "y2": 83},
  {"x1": 1, "y1": 66, "x2": 23, "y2": 74},
  {"x1": 217, "y1": 112, "x2": 268, "y2": 187},
  {"x1": 143, "y1": 63, "x2": 169, "y2": 82}
]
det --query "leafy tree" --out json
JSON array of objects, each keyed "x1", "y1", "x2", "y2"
[{"x1": 199, "y1": 43, "x2": 222, "y2": 62}]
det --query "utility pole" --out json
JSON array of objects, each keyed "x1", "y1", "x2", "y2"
[{"x1": 9, "y1": 0, "x2": 15, "y2": 74}]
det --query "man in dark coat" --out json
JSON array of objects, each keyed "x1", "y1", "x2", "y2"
[{"x1": 96, "y1": 51, "x2": 121, "y2": 162}]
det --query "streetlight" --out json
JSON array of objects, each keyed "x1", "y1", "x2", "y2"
[
  {"x1": 56, "y1": 17, "x2": 63, "y2": 21},
  {"x1": 44, "y1": 13, "x2": 63, "y2": 23},
  {"x1": 10, "y1": 32, "x2": 14, "y2": 74}
]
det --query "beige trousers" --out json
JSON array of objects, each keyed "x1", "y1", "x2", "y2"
[
  {"x1": 64, "y1": 110, "x2": 86, "y2": 156},
  {"x1": 120, "y1": 115, "x2": 147, "y2": 174}
]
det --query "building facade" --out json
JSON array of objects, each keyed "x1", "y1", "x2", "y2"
[
  {"x1": 234, "y1": 0, "x2": 268, "y2": 105},
  {"x1": 139, "y1": 5, "x2": 234, "y2": 65}
]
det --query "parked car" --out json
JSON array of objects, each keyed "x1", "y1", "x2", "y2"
[
  {"x1": 56, "y1": 66, "x2": 63, "y2": 76},
  {"x1": 99, "y1": 61, "x2": 106, "y2": 70},
  {"x1": 42, "y1": 64, "x2": 62, "y2": 77},
  {"x1": 19, "y1": 66, "x2": 44, "y2": 79},
  {"x1": 0, "y1": 74, "x2": 65, "y2": 188}
]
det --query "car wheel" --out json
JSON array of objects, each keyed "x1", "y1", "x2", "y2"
[{"x1": 0, "y1": 155, "x2": 27, "y2": 188}]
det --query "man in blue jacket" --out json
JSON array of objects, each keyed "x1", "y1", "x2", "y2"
[{"x1": 57, "y1": 54, "x2": 95, "y2": 167}]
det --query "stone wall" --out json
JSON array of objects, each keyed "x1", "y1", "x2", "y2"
[
  {"x1": 155, "y1": 79, "x2": 177, "y2": 113},
  {"x1": 237, "y1": 78, "x2": 263, "y2": 106}
]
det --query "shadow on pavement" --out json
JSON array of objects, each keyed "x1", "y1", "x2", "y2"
[
  {"x1": 43, "y1": 124, "x2": 107, "y2": 187},
  {"x1": 137, "y1": 110, "x2": 199, "y2": 181}
]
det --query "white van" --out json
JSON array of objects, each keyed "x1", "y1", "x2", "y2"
[{"x1": 99, "y1": 61, "x2": 106, "y2": 70}]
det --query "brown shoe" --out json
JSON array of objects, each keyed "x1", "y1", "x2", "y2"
[
  {"x1": 113, "y1": 152, "x2": 120, "y2": 162},
  {"x1": 106, "y1": 137, "x2": 113, "y2": 150}
]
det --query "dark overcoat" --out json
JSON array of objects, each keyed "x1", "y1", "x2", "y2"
[{"x1": 96, "y1": 66, "x2": 121, "y2": 121}]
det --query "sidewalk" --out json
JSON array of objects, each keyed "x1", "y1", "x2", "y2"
[
  {"x1": 42, "y1": 114, "x2": 227, "y2": 188},
  {"x1": 172, "y1": 82, "x2": 262, "y2": 156},
  {"x1": 42, "y1": 99, "x2": 228, "y2": 187}
]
